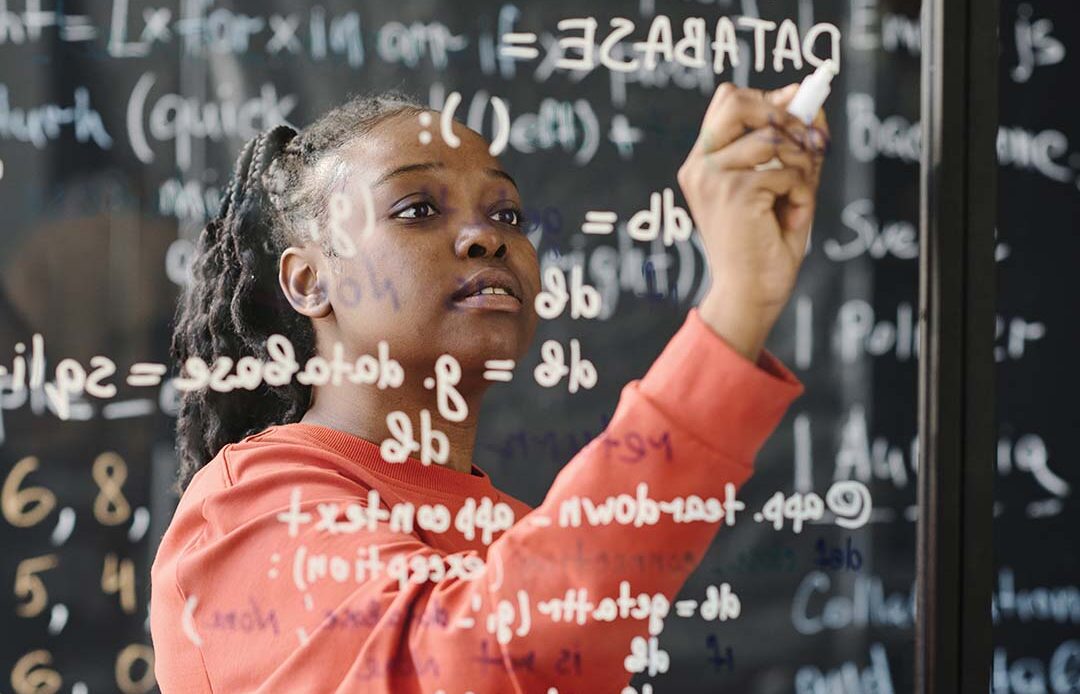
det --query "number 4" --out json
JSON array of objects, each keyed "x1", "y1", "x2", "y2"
[{"x1": 102, "y1": 552, "x2": 136, "y2": 614}]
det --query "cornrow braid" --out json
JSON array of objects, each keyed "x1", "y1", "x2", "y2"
[{"x1": 171, "y1": 91, "x2": 426, "y2": 493}]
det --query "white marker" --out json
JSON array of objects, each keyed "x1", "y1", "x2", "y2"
[
  {"x1": 756, "y1": 59, "x2": 839, "y2": 171},
  {"x1": 787, "y1": 59, "x2": 839, "y2": 125}
]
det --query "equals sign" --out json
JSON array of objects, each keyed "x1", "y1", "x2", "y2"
[
  {"x1": 674, "y1": 600, "x2": 699, "y2": 618},
  {"x1": 499, "y1": 32, "x2": 539, "y2": 60},
  {"x1": 60, "y1": 14, "x2": 98, "y2": 42},
  {"x1": 127, "y1": 362, "x2": 168, "y2": 387},
  {"x1": 483, "y1": 359, "x2": 514, "y2": 382},
  {"x1": 581, "y1": 211, "x2": 617, "y2": 235}
]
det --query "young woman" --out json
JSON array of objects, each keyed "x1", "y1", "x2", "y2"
[{"x1": 150, "y1": 83, "x2": 827, "y2": 692}]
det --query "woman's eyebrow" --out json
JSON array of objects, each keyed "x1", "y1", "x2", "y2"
[
  {"x1": 373, "y1": 161, "x2": 444, "y2": 189},
  {"x1": 487, "y1": 168, "x2": 519, "y2": 192},
  {"x1": 371, "y1": 161, "x2": 519, "y2": 193}
]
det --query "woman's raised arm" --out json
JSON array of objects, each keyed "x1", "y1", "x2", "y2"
[{"x1": 151, "y1": 307, "x2": 802, "y2": 693}]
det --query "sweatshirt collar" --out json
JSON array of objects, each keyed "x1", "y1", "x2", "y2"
[{"x1": 273, "y1": 422, "x2": 499, "y2": 497}]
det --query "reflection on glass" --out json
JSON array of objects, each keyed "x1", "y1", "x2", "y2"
[{"x1": 0, "y1": 1, "x2": 951, "y2": 692}]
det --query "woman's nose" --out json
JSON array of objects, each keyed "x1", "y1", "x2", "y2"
[{"x1": 454, "y1": 224, "x2": 507, "y2": 259}]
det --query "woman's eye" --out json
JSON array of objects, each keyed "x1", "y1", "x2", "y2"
[
  {"x1": 491, "y1": 208, "x2": 523, "y2": 227},
  {"x1": 395, "y1": 201, "x2": 438, "y2": 220}
]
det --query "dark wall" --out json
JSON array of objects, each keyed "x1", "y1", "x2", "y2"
[{"x1": 993, "y1": 1, "x2": 1080, "y2": 689}]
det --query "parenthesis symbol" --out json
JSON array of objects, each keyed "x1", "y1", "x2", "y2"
[
  {"x1": 182, "y1": 596, "x2": 203, "y2": 646},
  {"x1": 488, "y1": 96, "x2": 511, "y2": 157},
  {"x1": 440, "y1": 91, "x2": 462, "y2": 148},
  {"x1": 573, "y1": 98, "x2": 599, "y2": 166},
  {"x1": 689, "y1": 233, "x2": 710, "y2": 307},
  {"x1": 490, "y1": 548, "x2": 504, "y2": 591},
  {"x1": 127, "y1": 71, "x2": 156, "y2": 164},
  {"x1": 358, "y1": 181, "x2": 375, "y2": 240}
]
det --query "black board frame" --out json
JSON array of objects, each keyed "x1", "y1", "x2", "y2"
[{"x1": 917, "y1": 0, "x2": 999, "y2": 691}]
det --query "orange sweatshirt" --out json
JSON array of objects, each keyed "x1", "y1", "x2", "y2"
[{"x1": 150, "y1": 309, "x2": 804, "y2": 693}]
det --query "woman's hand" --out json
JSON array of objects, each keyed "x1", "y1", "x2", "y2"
[{"x1": 677, "y1": 82, "x2": 829, "y2": 363}]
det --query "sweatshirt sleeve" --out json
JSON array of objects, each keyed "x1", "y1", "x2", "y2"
[{"x1": 158, "y1": 308, "x2": 804, "y2": 693}]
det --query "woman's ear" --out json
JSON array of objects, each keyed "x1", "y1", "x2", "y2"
[{"x1": 279, "y1": 247, "x2": 332, "y2": 319}]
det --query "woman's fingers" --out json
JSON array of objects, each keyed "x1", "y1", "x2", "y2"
[
  {"x1": 745, "y1": 166, "x2": 807, "y2": 203},
  {"x1": 705, "y1": 125, "x2": 819, "y2": 181},
  {"x1": 696, "y1": 157, "x2": 817, "y2": 239},
  {"x1": 777, "y1": 182, "x2": 817, "y2": 257},
  {"x1": 684, "y1": 81, "x2": 829, "y2": 241},
  {"x1": 693, "y1": 82, "x2": 810, "y2": 155},
  {"x1": 764, "y1": 84, "x2": 831, "y2": 165}
]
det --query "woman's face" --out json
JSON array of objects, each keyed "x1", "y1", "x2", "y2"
[{"x1": 314, "y1": 110, "x2": 541, "y2": 372}]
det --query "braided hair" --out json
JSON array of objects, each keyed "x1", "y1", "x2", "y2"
[{"x1": 171, "y1": 91, "x2": 426, "y2": 493}]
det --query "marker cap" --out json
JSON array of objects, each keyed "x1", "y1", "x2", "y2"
[{"x1": 787, "y1": 59, "x2": 839, "y2": 125}]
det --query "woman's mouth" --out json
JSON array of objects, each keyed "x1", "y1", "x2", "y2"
[{"x1": 450, "y1": 269, "x2": 524, "y2": 313}]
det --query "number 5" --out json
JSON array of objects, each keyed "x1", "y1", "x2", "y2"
[{"x1": 14, "y1": 554, "x2": 59, "y2": 617}]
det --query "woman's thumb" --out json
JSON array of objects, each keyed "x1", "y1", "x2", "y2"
[{"x1": 766, "y1": 82, "x2": 801, "y2": 108}]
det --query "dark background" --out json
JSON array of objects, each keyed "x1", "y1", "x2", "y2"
[
  {"x1": 992, "y1": 0, "x2": 1080, "y2": 689},
  {"x1": 0, "y1": 1, "x2": 1073, "y2": 692}
]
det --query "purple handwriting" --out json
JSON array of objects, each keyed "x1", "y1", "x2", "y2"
[
  {"x1": 318, "y1": 255, "x2": 400, "y2": 312},
  {"x1": 705, "y1": 634, "x2": 736, "y2": 672},
  {"x1": 597, "y1": 429, "x2": 673, "y2": 463},
  {"x1": 514, "y1": 537, "x2": 698, "y2": 576},
  {"x1": 483, "y1": 413, "x2": 612, "y2": 464},
  {"x1": 205, "y1": 596, "x2": 280, "y2": 636},
  {"x1": 474, "y1": 639, "x2": 536, "y2": 671},
  {"x1": 354, "y1": 653, "x2": 440, "y2": 682},
  {"x1": 320, "y1": 599, "x2": 449, "y2": 631},
  {"x1": 713, "y1": 545, "x2": 797, "y2": 575}
]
